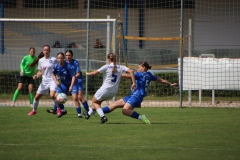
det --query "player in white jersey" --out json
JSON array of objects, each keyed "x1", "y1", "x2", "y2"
[
  {"x1": 28, "y1": 45, "x2": 61, "y2": 116},
  {"x1": 83, "y1": 53, "x2": 136, "y2": 124}
]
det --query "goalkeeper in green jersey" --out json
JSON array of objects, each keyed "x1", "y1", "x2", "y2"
[{"x1": 11, "y1": 47, "x2": 44, "y2": 107}]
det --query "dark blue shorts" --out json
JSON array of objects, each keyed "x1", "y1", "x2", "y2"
[
  {"x1": 57, "y1": 83, "x2": 78, "y2": 94},
  {"x1": 122, "y1": 95, "x2": 143, "y2": 109}
]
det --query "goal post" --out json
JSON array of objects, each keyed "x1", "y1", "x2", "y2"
[{"x1": 0, "y1": 18, "x2": 117, "y2": 107}]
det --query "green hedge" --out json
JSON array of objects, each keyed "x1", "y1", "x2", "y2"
[{"x1": 1, "y1": 71, "x2": 239, "y2": 97}]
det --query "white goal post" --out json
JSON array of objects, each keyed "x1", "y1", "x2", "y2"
[{"x1": 0, "y1": 18, "x2": 117, "y2": 107}]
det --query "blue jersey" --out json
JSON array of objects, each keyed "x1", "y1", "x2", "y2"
[
  {"x1": 52, "y1": 62, "x2": 75, "y2": 85},
  {"x1": 131, "y1": 71, "x2": 158, "y2": 98},
  {"x1": 65, "y1": 59, "x2": 83, "y2": 80}
]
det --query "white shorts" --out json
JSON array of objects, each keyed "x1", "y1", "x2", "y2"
[
  {"x1": 94, "y1": 87, "x2": 118, "y2": 101},
  {"x1": 36, "y1": 80, "x2": 58, "y2": 95}
]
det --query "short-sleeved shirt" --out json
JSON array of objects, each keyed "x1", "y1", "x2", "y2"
[
  {"x1": 66, "y1": 59, "x2": 83, "y2": 90},
  {"x1": 52, "y1": 62, "x2": 75, "y2": 85},
  {"x1": 38, "y1": 56, "x2": 57, "y2": 81},
  {"x1": 131, "y1": 71, "x2": 158, "y2": 98},
  {"x1": 123, "y1": 71, "x2": 158, "y2": 108},
  {"x1": 97, "y1": 63, "x2": 129, "y2": 92},
  {"x1": 20, "y1": 55, "x2": 37, "y2": 77}
]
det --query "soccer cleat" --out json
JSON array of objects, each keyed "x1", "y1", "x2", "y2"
[
  {"x1": 46, "y1": 109, "x2": 57, "y2": 114},
  {"x1": 57, "y1": 109, "x2": 62, "y2": 118},
  {"x1": 100, "y1": 116, "x2": 108, "y2": 124},
  {"x1": 78, "y1": 114, "x2": 83, "y2": 118},
  {"x1": 62, "y1": 110, "x2": 67, "y2": 115},
  {"x1": 28, "y1": 110, "x2": 36, "y2": 116},
  {"x1": 10, "y1": 101, "x2": 15, "y2": 107},
  {"x1": 142, "y1": 115, "x2": 151, "y2": 124},
  {"x1": 83, "y1": 111, "x2": 90, "y2": 119}
]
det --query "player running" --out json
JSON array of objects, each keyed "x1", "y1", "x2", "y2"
[
  {"x1": 46, "y1": 50, "x2": 90, "y2": 118},
  {"x1": 83, "y1": 53, "x2": 136, "y2": 124},
  {"x1": 99, "y1": 61, "x2": 178, "y2": 124},
  {"x1": 51, "y1": 52, "x2": 79, "y2": 118},
  {"x1": 27, "y1": 45, "x2": 59, "y2": 116}
]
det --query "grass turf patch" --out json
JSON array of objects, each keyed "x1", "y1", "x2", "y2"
[{"x1": 0, "y1": 107, "x2": 240, "y2": 160}]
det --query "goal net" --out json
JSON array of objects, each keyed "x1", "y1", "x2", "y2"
[{"x1": 0, "y1": 18, "x2": 116, "y2": 107}]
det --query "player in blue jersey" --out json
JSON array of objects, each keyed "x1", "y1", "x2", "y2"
[
  {"x1": 65, "y1": 50, "x2": 90, "y2": 118},
  {"x1": 47, "y1": 50, "x2": 90, "y2": 118},
  {"x1": 100, "y1": 61, "x2": 178, "y2": 124},
  {"x1": 52, "y1": 52, "x2": 79, "y2": 118}
]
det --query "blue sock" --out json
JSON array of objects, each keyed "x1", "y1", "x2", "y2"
[
  {"x1": 82, "y1": 101, "x2": 89, "y2": 112},
  {"x1": 76, "y1": 107, "x2": 81, "y2": 114},
  {"x1": 102, "y1": 106, "x2": 110, "y2": 113},
  {"x1": 53, "y1": 105, "x2": 57, "y2": 111},
  {"x1": 131, "y1": 111, "x2": 140, "y2": 119},
  {"x1": 59, "y1": 104, "x2": 65, "y2": 110}
]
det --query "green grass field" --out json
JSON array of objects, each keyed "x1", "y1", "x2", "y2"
[{"x1": 0, "y1": 107, "x2": 240, "y2": 160}]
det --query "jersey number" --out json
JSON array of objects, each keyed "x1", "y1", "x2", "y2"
[{"x1": 111, "y1": 74, "x2": 117, "y2": 82}]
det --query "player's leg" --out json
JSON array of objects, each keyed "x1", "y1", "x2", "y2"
[
  {"x1": 11, "y1": 76, "x2": 26, "y2": 107},
  {"x1": 28, "y1": 76, "x2": 35, "y2": 107},
  {"x1": 102, "y1": 98, "x2": 126, "y2": 114},
  {"x1": 46, "y1": 82, "x2": 67, "y2": 116},
  {"x1": 72, "y1": 93, "x2": 82, "y2": 118},
  {"x1": 28, "y1": 81, "x2": 50, "y2": 115},
  {"x1": 78, "y1": 82, "x2": 90, "y2": 112},
  {"x1": 78, "y1": 90, "x2": 89, "y2": 112},
  {"x1": 28, "y1": 93, "x2": 43, "y2": 116},
  {"x1": 122, "y1": 96, "x2": 150, "y2": 124},
  {"x1": 92, "y1": 97, "x2": 107, "y2": 124}
]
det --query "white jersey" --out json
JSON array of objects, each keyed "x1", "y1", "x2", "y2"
[
  {"x1": 98, "y1": 63, "x2": 129, "y2": 93},
  {"x1": 38, "y1": 56, "x2": 57, "y2": 81}
]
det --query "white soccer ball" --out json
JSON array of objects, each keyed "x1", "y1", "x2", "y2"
[{"x1": 56, "y1": 93, "x2": 67, "y2": 104}]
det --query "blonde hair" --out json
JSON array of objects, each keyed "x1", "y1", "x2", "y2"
[{"x1": 107, "y1": 53, "x2": 117, "y2": 74}]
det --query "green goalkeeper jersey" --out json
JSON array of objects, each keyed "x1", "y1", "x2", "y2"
[{"x1": 20, "y1": 55, "x2": 37, "y2": 77}]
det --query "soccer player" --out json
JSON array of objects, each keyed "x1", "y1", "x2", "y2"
[
  {"x1": 83, "y1": 53, "x2": 136, "y2": 124},
  {"x1": 27, "y1": 45, "x2": 59, "y2": 116},
  {"x1": 51, "y1": 52, "x2": 79, "y2": 118},
  {"x1": 11, "y1": 47, "x2": 43, "y2": 107},
  {"x1": 46, "y1": 50, "x2": 90, "y2": 118},
  {"x1": 100, "y1": 61, "x2": 178, "y2": 124}
]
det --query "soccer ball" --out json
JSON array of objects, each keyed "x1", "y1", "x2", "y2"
[{"x1": 56, "y1": 93, "x2": 67, "y2": 104}]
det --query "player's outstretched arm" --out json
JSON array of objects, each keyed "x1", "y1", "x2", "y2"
[
  {"x1": 157, "y1": 78, "x2": 178, "y2": 87},
  {"x1": 86, "y1": 70, "x2": 100, "y2": 76},
  {"x1": 122, "y1": 73, "x2": 131, "y2": 79}
]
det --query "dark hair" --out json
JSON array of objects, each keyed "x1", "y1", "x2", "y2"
[
  {"x1": 43, "y1": 44, "x2": 51, "y2": 50},
  {"x1": 107, "y1": 53, "x2": 117, "y2": 74},
  {"x1": 29, "y1": 47, "x2": 35, "y2": 51},
  {"x1": 29, "y1": 51, "x2": 44, "y2": 68},
  {"x1": 139, "y1": 61, "x2": 151, "y2": 70},
  {"x1": 57, "y1": 52, "x2": 65, "y2": 57},
  {"x1": 65, "y1": 50, "x2": 73, "y2": 56}
]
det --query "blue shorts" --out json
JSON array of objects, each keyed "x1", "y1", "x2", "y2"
[
  {"x1": 56, "y1": 83, "x2": 78, "y2": 94},
  {"x1": 122, "y1": 95, "x2": 143, "y2": 109},
  {"x1": 77, "y1": 79, "x2": 84, "y2": 91}
]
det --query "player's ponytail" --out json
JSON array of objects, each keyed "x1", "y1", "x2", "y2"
[
  {"x1": 139, "y1": 61, "x2": 151, "y2": 70},
  {"x1": 108, "y1": 53, "x2": 117, "y2": 74},
  {"x1": 29, "y1": 52, "x2": 44, "y2": 68}
]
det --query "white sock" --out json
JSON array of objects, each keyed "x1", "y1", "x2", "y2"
[
  {"x1": 96, "y1": 108, "x2": 104, "y2": 117},
  {"x1": 33, "y1": 99, "x2": 39, "y2": 112},
  {"x1": 88, "y1": 108, "x2": 94, "y2": 115},
  {"x1": 138, "y1": 115, "x2": 142, "y2": 120}
]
